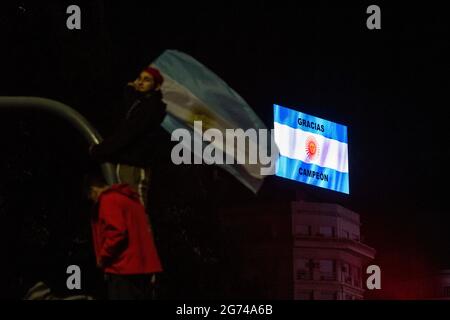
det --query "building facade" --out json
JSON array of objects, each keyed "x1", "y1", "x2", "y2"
[
  {"x1": 292, "y1": 200, "x2": 376, "y2": 300},
  {"x1": 218, "y1": 198, "x2": 375, "y2": 299}
]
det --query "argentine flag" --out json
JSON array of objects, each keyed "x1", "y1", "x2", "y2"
[
  {"x1": 274, "y1": 104, "x2": 349, "y2": 194},
  {"x1": 151, "y1": 50, "x2": 267, "y2": 193}
]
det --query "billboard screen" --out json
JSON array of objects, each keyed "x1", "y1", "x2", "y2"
[{"x1": 274, "y1": 104, "x2": 349, "y2": 194}]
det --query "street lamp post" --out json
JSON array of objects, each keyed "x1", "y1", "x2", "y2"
[{"x1": 0, "y1": 96, "x2": 118, "y2": 185}]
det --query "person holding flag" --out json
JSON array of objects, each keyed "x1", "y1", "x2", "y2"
[{"x1": 90, "y1": 66, "x2": 167, "y2": 208}]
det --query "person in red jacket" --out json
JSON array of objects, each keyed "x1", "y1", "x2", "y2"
[{"x1": 86, "y1": 173, "x2": 162, "y2": 300}]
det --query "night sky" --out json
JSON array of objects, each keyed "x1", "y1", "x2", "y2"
[{"x1": 0, "y1": 1, "x2": 448, "y2": 299}]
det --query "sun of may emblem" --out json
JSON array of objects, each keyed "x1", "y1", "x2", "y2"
[{"x1": 305, "y1": 136, "x2": 319, "y2": 161}]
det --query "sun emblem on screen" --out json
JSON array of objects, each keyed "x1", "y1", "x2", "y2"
[{"x1": 305, "y1": 136, "x2": 319, "y2": 162}]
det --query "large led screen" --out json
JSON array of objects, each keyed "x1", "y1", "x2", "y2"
[{"x1": 274, "y1": 104, "x2": 349, "y2": 194}]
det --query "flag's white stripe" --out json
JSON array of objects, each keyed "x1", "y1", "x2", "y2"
[
  {"x1": 159, "y1": 71, "x2": 264, "y2": 179},
  {"x1": 274, "y1": 122, "x2": 349, "y2": 173}
]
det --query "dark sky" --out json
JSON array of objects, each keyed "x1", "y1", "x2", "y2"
[{"x1": 0, "y1": 1, "x2": 449, "y2": 297}]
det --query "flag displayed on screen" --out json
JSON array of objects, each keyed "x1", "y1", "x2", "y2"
[{"x1": 273, "y1": 104, "x2": 349, "y2": 194}]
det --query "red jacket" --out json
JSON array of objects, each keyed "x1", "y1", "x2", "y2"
[{"x1": 91, "y1": 184, "x2": 162, "y2": 274}]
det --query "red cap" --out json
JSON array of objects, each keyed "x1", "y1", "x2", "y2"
[{"x1": 143, "y1": 67, "x2": 164, "y2": 87}]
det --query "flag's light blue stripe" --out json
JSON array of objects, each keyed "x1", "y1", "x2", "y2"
[
  {"x1": 274, "y1": 104, "x2": 348, "y2": 144},
  {"x1": 154, "y1": 50, "x2": 266, "y2": 130},
  {"x1": 275, "y1": 155, "x2": 349, "y2": 194}
]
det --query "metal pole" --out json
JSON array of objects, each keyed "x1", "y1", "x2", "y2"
[{"x1": 0, "y1": 96, "x2": 118, "y2": 185}]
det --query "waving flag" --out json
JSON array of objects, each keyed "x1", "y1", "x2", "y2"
[
  {"x1": 274, "y1": 104, "x2": 349, "y2": 194},
  {"x1": 151, "y1": 50, "x2": 267, "y2": 193}
]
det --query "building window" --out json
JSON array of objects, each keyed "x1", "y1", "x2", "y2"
[
  {"x1": 353, "y1": 267, "x2": 362, "y2": 288},
  {"x1": 319, "y1": 291, "x2": 337, "y2": 300},
  {"x1": 444, "y1": 286, "x2": 450, "y2": 297},
  {"x1": 295, "y1": 225, "x2": 311, "y2": 236},
  {"x1": 345, "y1": 265, "x2": 353, "y2": 285},
  {"x1": 345, "y1": 294, "x2": 354, "y2": 300},
  {"x1": 351, "y1": 233, "x2": 360, "y2": 241},
  {"x1": 296, "y1": 259, "x2": 313, "y2": 280},
  {"x1": 342, "y1": 263, "x2": 349, "y2": 273},
  {"x1": 342, "y1": 230, "x2": 350, "y2": 239},
  {"x1": 341, "y1": 263, "x2": 352, "y2": 284},
  {"x1": 318, "y1": 226, "x2": 335, "y2": 237},
  {"x1": 319, "y1": 259, "x2": 336, "y2": 281},
  {"x1": 296, "y1": 290, "x2": 314, "y2": 300}
]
